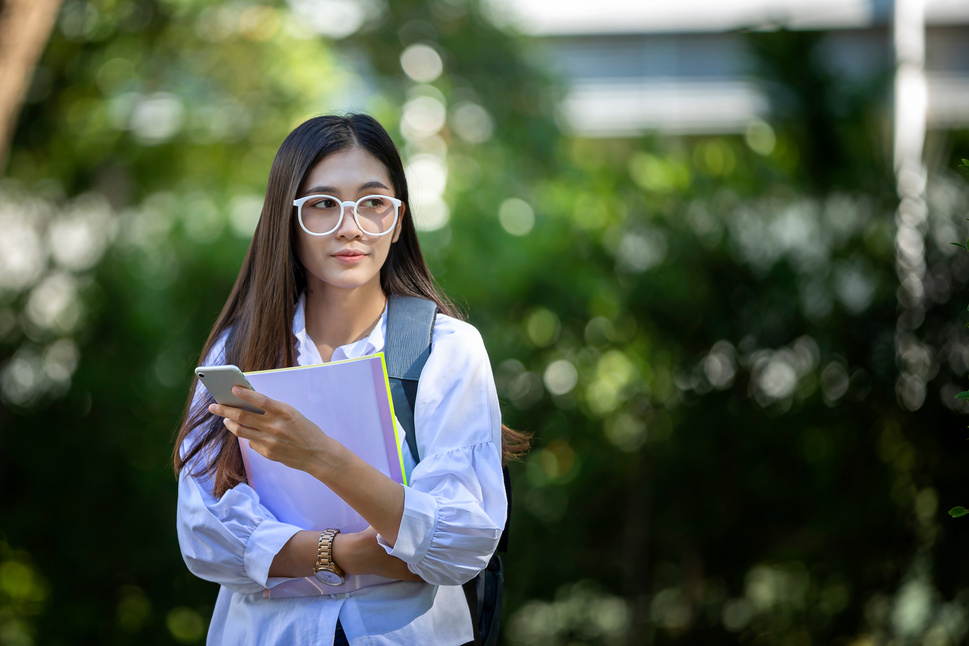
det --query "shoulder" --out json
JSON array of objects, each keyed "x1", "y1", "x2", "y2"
[
  {"x1": 424, "y1": 314, "x2": 496, "y2": 386},
  {"x1": 417, "y1": 313, "x2": 501, "y2": 449},
  {"x1": 431, "y1": 314, "x2": 487, "y2": 354}
]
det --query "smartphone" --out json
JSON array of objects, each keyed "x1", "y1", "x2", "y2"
[{"x1": 195, "y1": 365, "x2": 265, "y2": 414}]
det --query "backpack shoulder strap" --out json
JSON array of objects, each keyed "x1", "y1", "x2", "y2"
[
  {"x1": 386, "y1": 294, "x2": 508, "y2": 646},
  {"x1": 385, "y1": 295, "x2": 438, "y2": 464}
]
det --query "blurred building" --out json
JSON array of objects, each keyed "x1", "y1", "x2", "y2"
[{"x1": 486, "y1": 0, "x2": 969, "y2": 137}]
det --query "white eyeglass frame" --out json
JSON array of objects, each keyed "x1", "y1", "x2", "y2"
[{"x1": 292, "y1": 194, "x2": 402, "y2": 237}]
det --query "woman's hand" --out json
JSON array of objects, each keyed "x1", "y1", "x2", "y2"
[{"x1": 209, "y1": 386, "x2": 340, "y2": 474}]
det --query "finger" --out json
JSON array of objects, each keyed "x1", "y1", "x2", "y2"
[
  {"x1": 223, "y1": 417, "x2": 253, "y2": 439},
  {"x1": 223, "y1": 419, "x2": 274, "y2": 450},
  {"x1": 231, "y1": 386, "x2": 279, "y2": 414},
  {"x1": 225, "y1": 420, "x2": 282, "y2": 462},
  {"x1": 208, "y1": 402, "x2": 234, "y2": 419},
  {"x1": 209, "y1": 402, "x2": 266, "y2": 431}
]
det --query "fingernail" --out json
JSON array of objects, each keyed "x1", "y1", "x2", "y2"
[{"x1": 209, "y1": 404, "x2": 217, "y2": 413}]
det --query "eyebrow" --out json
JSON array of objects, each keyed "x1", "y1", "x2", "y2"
[{"x1": 302, "y1": 180, "x2": 390, "y2": 195}]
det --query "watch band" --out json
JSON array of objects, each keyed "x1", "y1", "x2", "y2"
[{"x1": 315, "y1": 529, "x2": 344, "y2": 576}]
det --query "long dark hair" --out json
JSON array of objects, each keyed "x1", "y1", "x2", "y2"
[{"x1": 173, "y1": 114, "x2": 528, "y2": 496}]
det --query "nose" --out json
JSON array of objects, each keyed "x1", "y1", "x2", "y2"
[{"x1": 335, "y1": 200, "x2": 363, "y2": 239}]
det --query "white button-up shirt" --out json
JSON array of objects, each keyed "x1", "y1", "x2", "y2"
[{"x1": 176, "y1": 296, "x2": 506, "y2": 645}]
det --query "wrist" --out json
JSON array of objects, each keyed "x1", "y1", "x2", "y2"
[
  {"x1": 268, "y1": 530, "x2": 320, "y2": 579},
  {"x1": 306, "y1": 436, "x2": 350, "y2": 482},
  {"x1": 331, "y1": 530, "x2": 364, "y2": 575},
  {"x1": 313, "y1": 529, "x2": 345, "y2": 586}
]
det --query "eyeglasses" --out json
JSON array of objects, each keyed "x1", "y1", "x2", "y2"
[{"x1": 292, "y1": 194, "x2": 402, "y2": 237}]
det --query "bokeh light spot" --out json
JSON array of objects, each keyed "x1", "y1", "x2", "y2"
[
  {"x1": 240, "y1": 6, "x2": 280, "y2": 41},
  {"x1": 746, "y1": 119, "x2": 777, "y2": 156},
  {"x1": 117, "y1": 585, "x2": 152, "y2": 633},
  {"x1": 130, "y1": 93, "x2": 185, "y2": 144},
  {"x1": 166, "y1": 607, "x2": 204, "y2": 643},
  {"x1": 604, "y1": 412, "x2": 646, "y2": 452},
  {"x1": 498, "y1": 198, "x2": 534, "y2": 236},
  {"x1": 25, "y1": 272, "x2": 82, "y2": 334},
  {"x1": 401, "y1": 94, "x2": 447, "y2": 140},
  {"x1": 524, "y1": 308, "x2": 560, "y2": 347},
  {"x1": 288, "y1": 0, "x2": 379, "y2": 38},
  {"x1": 48, "y1": 193, "x2": 115, "y2": 271},
  {"x1": 451, "y1": 102, "x2": 494, "y2": 144},
  {"x1": 400, "y1": 43, "x2": 444, "y2": 83},
  {"x1": 543, "y1": 359, "x2": 578, "y2": 395},
  {"x1": 229, "y1": 195, "x2": 263, "y2": 238},
  {"x1": 615, "y1": 228, "x2": 667, "y2": 273},
  {"x1": 0, "y1": 211, "x2": 47, "y2": 291}
]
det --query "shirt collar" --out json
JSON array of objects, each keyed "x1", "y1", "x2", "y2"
[{"x1": 293, "y1": 292, "x2": 388, "y2": 365}]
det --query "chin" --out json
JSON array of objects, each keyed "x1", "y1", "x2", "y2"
[{"x1": 319, "y1": 272, "x2": 382, "y2": 292}]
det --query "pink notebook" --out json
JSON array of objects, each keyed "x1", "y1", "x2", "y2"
[{"x1": 239, "y1": 353, "x2": 406, "y2": 598}]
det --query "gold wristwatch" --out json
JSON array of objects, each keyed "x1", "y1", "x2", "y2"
[{"x1": 313, "y1": 529, "x2": 346, "y2": 586}]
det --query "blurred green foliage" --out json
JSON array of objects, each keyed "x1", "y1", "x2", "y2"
[{"x1": 3, "y1": 1, "x2": 969, "y2": 644}]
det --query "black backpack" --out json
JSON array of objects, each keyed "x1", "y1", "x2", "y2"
[{"x1": 385, "y1": 295, "x2": 509, "y2": 646}]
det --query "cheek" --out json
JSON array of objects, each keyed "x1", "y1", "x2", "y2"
[
  {"x1": 376, "y1": 238, "x2": 395, "y2": 266},
  {"x1": 294, "y1": 233, "x2": 317, "y2": 271}
]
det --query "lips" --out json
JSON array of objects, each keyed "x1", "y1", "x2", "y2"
[{"x1": 333, "y1": 249, "x2": 368, "y2": 263}]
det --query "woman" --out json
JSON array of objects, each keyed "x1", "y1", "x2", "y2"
[{"x1": 174, "y1": 114, "x2": 524, "y2": 645}]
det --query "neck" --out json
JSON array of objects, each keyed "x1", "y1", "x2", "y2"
[{"x1": 303, "y1": 280, "x2": 387, "y2": 361}]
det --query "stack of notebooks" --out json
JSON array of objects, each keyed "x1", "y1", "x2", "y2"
[{"x1": 239, "y1": 354, "x2": 406, "y2": 598}]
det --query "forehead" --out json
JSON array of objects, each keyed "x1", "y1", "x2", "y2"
[{"x1": 300, "y1": 146, "x2": 393, "y2": 193}]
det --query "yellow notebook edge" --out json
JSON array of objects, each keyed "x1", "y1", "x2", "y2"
[
  {"x1": 376, "y1": 352, "x2": 409, "y2": 487},
  {"x1": 243, "y1": 353, "x2": 409, "y2": 487}
]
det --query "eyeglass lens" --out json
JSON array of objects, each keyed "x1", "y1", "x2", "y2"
[{"x1": 300, "y1": 196, "x2": 397, "y2": 235}]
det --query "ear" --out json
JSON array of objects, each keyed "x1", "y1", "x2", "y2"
[{"x1": 391, "y1": 204, "x2": 404, "y2": 243}]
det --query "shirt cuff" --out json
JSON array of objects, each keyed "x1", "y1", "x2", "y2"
[
  {"x1": 243, "y1": 520, "x2": 302, "y2": 588},
  {"x1": 377, "y1": 484, "x2": 437, "y2": 564}
]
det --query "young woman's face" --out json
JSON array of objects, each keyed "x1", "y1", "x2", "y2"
[{"x1": 294, "y1": 146, "x2": 402, "y2": 297}]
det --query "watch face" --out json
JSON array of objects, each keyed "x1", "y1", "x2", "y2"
[{"x1": 314, "y1": 569, "x2": 345, "y2": 586}]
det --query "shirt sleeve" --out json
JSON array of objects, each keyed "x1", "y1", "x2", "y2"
[
  {"x1": 175, "y1": 338, "x2": 304, "y2": 594},
  {"x1": 377, "y1": 317, "x2": 507, "y2": 586}
]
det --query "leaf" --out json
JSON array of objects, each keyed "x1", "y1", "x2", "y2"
[
  {"x1": 949, "y1": 506, "x2": 969, "y2": 518},
  {"x1": 956, "y1": 391, "x2": 969, "y2": 400}
]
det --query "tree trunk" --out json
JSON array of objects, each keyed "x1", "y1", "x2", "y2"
[{"x1": 0, "y1": 0, "x2": 62, "y2": 174}]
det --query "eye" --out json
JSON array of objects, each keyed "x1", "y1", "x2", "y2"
[
  {"x1": 361, "y1": 197, "x2": 387, "y2": 208},
  {"x1": 308, "y1": 197, "x2": 337, "y2": 209}
]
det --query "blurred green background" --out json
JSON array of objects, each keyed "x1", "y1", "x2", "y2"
[{"x1": 2, "y1": 0, "x2": 969, "y2": 644}]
